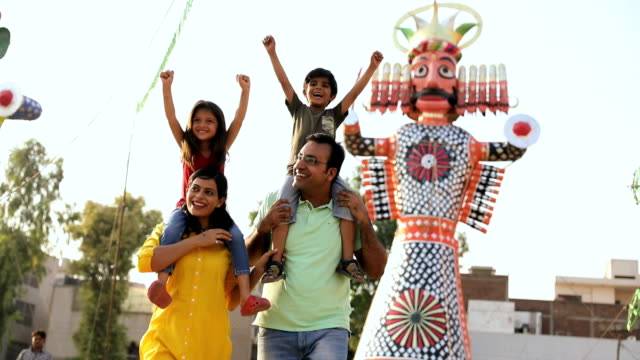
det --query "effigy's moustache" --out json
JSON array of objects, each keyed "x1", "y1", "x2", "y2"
[{"x1": 410, "y1": 88, "x2": 458, "y2": 107}]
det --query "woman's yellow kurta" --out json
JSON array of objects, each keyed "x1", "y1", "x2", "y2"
[{"x1": 138, "y1": 224, "x2": 233, "y2": 360}]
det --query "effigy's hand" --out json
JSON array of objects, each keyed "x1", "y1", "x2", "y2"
[
  {"x1": 370, "y1": 51, "x2": 384, "y2": 69},
  {"x1": 259, "y1": 199, "x2": 291, "y2": 233},
  {"x1": 237, "y1": 74, "x2": 251, "y2": 92},
  {"x1": 262, "y1": 35, "x2": 276, "y2": 54},
  {"x1": 337, "y1": 190, "x2": 369, "y2": 224},
  {"x1": 160, "y1": 70, "x2": 174, "y2": 88},
  {"x1": 198, "y1": 229, "x2": 232, "y2": 247}
]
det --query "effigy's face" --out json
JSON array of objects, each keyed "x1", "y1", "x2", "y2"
[{"x1": 410, "y1": 51, "x2": 458, "y2": 115}]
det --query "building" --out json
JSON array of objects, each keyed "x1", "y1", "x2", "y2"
[
  {"x1": 0, "y1": 256, "x2": 60, "y2": 360},
  {"x1": 555, "y1": 259, "x2": 640, "y2": 305},
  {"x1": 462, "y1": 260, "x2": 640, "y2": 359}
]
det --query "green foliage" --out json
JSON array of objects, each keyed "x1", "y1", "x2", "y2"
[
  {"x1": 0, "y1": 139, "x2": 63, "y2": 340},
  {"x1": 63, "y1": 194, "x2": 161, "y2": 360}
]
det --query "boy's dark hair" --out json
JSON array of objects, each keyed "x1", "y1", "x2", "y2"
[
  {"x1": 305, "y1": 68, "x2": 338, "y2": 97},
  {"x1": 32, "y1": 330, "x2": 46, "y2": 339},
  {"x1": 185, "y1": 166, "x2": 234, "y2": 232},
  {"x1": 305, "y1": 133, "x2": 345, "y2": 175}
]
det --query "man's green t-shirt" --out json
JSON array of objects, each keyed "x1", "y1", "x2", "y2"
[{"x1": 253, "y1": 192, "x2": 360, "y2": 332}]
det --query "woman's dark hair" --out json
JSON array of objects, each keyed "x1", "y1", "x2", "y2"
[
  {"x1": 181, "y1": 100, "x2": 227, "y2": 170},
  {"x1": 184, "y1": 166, "x2": 234, "y2": 233}
]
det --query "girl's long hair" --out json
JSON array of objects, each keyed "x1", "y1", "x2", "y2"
[
  {"x1": 184, "y1": 167, "x2": 234, "y2": 233},
  {"x1": 181, "y1": 100, "x2": 227, "y2": 170}
]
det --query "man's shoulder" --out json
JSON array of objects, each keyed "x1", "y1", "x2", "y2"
[{"x1": 262, "y1": 191, "x2": 279, "y2": 207}]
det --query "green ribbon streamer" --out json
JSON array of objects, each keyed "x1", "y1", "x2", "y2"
[
  {"x1": 136, "y1": 0, "x2": 194, "y2": 113},
  {"x1": 628, "y1": 288, "x2": 640, "y2": 331}
]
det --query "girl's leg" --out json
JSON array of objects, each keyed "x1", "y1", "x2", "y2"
[
  {"x1": 159, "y1": 207, "x2": 189, "y2": 276},
  {"x1": 229, "y1": 224, "x2": 251, "y2": 302},
  {"x1": 148, "y1": 207, "x2": 188, "y2": 308},
  {"x1": 228, "y1": 224, "x2": 271, "y2": 316}
]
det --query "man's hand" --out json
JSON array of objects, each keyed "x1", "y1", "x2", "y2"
[
  {"x1": 370, "y1": 51, "x2": 384, "y2": 69},
  {"x1": 258, "y1": 199, "x2": 291, "y2": 233},
  {"x1": 160, "y1": 70, "x2": 174, "y2": 88},
  {"x1": 337, "y1": 190, "x2": 369, "y2": 225},
  {"x1": 237, "y1": 74, "x2": 250, "y2": 92},
  {"x1": 262, "y1": 35, "x2": 276, "y2": 55}
]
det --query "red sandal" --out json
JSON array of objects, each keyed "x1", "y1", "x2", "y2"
[
  {"x1": 240, "y1": 295, "x2": 271, "y2": 316},
  {"x1": 147, "y1": 280, "x2": 172, "y2": 309}
]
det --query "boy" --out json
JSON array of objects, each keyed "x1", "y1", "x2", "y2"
[{"x1": 261, "y1": 34, "x2": 383, "y2": 283}]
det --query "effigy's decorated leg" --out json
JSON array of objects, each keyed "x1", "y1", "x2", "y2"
[{"x1": 347, "y1": 3, "x2": 539, "y2": 359}]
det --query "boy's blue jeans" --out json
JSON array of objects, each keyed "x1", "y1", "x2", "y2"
[
  {"x1": 278, "y1": 176, "x2": 353, "y2": 223},
  {"x1": 160, "y1": 207, "x2": 250, "y2": 276}
]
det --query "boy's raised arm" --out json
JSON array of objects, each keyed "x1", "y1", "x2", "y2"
[
  {"x1": 340, "y1": 51, "x2": 384, "y2": 115},
  {"x1": 160, "y1": 70, "x2": 185, "y2": 148},
  {"x1": 226, "y1": 74, "x2": 250, "y2": 151},
  {"x1": 263, "y1": 35, "x2": 295, "y2": 104}
]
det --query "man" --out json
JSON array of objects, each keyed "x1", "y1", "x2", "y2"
[
  {"x1": 16, "y1": 330, "x2": 52, "y2": 360},
  {"x1": 246, "y1": 133, "x2": 388, "y2": 360}
]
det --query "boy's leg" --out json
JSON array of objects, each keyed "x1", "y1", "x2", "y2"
[
  {"x1": 270, "y1": 224, "x2": 288, "y2": 263},
  {"x1": 339, "y1": 220, "x2": 356, "y2": 260},
  {"x1": 262, "y1": 175, "x2": 298, "y2": 283},
  {"x1": 228, "y1": 224, "x2": 270, "y2": 316},
  {"x1": 331, "y1": 179, "x2": 364, "y2": 282},
  {"x1": 330, "y1": 177, "x2": 354, "y2": 222}
]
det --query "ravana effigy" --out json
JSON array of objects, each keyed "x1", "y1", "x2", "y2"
[{"x1": 345, "y1": 2, "x2": 540, "y2": 359}]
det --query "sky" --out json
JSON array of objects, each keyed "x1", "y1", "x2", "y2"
[{"x1": 1, "y1": 0, "x2": 639, "y2": 300}]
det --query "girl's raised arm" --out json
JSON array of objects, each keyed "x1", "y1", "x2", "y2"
[
  {"x1": 226, "y1": 74, "x2": 250, "y2": 151},
  {"x1": 161, "y1": 70, "x2": 185, "y2": 148}
]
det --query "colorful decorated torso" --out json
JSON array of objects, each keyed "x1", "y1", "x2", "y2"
[{"x1": 345, "y1": 3, "x2": 538, "y2": 359}]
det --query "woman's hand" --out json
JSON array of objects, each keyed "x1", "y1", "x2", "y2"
[{"x1": 197, "y1": 229, "x2": 232, "y2": 247}]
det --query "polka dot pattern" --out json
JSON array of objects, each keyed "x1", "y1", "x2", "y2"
[
  {"x1": 395, "y1": 123, "x2": 472, "y2": 220},
  {"x1": 360, "y1": 240, "x2": 466, "y2": 359}
]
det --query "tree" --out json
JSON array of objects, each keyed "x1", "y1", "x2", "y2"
[
  {"x1": 0, "y1": 139, "x2": 63, "y2": 340},
  {"x1": 63, "y1": 193, "x2": 161, "y2": 360}
]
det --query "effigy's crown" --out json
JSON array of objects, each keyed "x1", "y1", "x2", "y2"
[{"x1": 394, "y1": 2, "x2": 482, "y2": 62}]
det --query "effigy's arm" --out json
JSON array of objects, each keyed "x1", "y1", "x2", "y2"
[
  {"x1": 484, "y1": 141, "x2": 527, "y2": 162},
  {"x1": 343, "y1": 121, "x2": 391, "y2": 157}
]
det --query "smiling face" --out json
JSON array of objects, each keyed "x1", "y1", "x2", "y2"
[
  {"x1": 292, "y1": 140, "x2": 337, "y2": 196},
  {"x1": 190, "y1": 109, "x2": 218, "y2": 142},
  {"x1": 304, "y1": 77, "x2": 336, "y2": 109},
  {"x1": 410, "y1": 51, "x2": 458, "y2": 114},
  {"x1": 186, "y1": 177, "x2": 224, "y2": 223}
]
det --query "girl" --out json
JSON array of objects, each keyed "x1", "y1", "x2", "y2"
[
  {"x1": 139, "y1": 168, "x2": 277, "y2": 359},
  {"x1": 147, "y1": 70, "x2": 270, "y2": 316}
]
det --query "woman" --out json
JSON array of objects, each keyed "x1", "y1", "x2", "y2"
[{"x1": 137, "y1": 167, "x2": 275, "y2": 359}]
